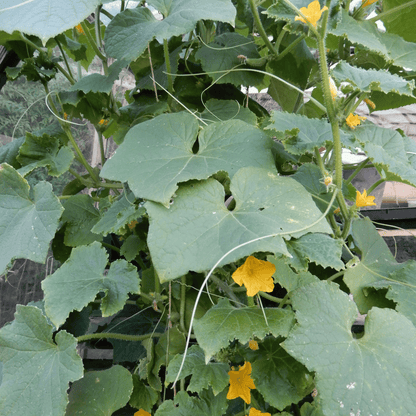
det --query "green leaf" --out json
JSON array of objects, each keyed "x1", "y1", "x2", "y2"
[
  {"x1": 0, "y1": 0, "x2": 101, "y2": 44},
  {"x1": 200, "y1": 99, "x2": 257, "y2": 125},
  {"x1": 68, "y1": 59, "x2": 128, "y2": 94},
  {"x1": 265, "y1": 111, "x2": 355, "y2": 155},
  {"x1": 0, "y1": 305, "x2": 83, "y2": 416},
  {"x1": 17, "y1": 132, "x2": 74, "y2": 177},
  {"x1": 146, "y1": 167, "x2": 332, "y2": 282},
  {"x1": 166, "y1": 345, "x2": 230, "y2": 394},
  {"x1": 104, "y1": 0, "x2": 236, "y2": 61},
  {"x1": 155, "y1": 389, "x2": 228, "y2": 416},
  {"x1": 42, "y1": 241, "x2": 140, "y2": 327},
  {"x1": 0, "y1": 164, "x2": 63, "y2": 275},
  {"x1": 381, "y1": 0, "x2": 416, "y2": 43},
  {"x1": 92, "y1": 192, "x2": 145, "y2": 235},
  {"x1": 251, "y1": 337, "x2": 314, "y2": 411},
  {"x1": 65, "y1": 366, "x2": 133, "y2": 416},
  {"x1": 368, "y1": 261, "x2": 416, "y2": 327},
  {"x1": 61, "y1": 195, "x2": 102, "y2": 246},
  {"x1": 0, "y1": 136, "x2": 24, "y2": 168},
  {"x1": 330, "y1": 10, "x2": 416, "y2": 71},
  {"x1": 100, "y1": 112, "x2": 275, "y2": 207},
  {"x1": 195, "y1": 32, "x2": 263, "y2": 87},
  {"x1": 55, "y1": 33, "x2": 88, "y2": 63},
  {"x1": 193, "y1": 298, "x2": 295, "y2": 361},
  {"x1": 120, "y1": 235, "x2": 144, "y2": 262},
  {"x1": 267, "y1": 255, "x2": 319, "y2": 291},
  {"x1": 331, "y1": 61, "x2": 415, "y2": 96},
  {"x1": 287, "y1": 233, "x2": 345, "y2": 271},
  {"x1": 352, "y1": 123, "x2": 416, "y2": 187},
  {"x1": 343, "y1": 217, "x2": 401, "y2": 313},
  {"x1": 283, "y1": 280, "x2": 416, "y2": 415},
  {"x1": 129, "y1": 375, "x2": 159, "y2": 412}
]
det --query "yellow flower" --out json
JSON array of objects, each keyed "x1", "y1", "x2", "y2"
[
  {"x1": 232, "y1": 256, "x2": 276, "y2": 297},
  {"x1": 295, "y1": 1, "x2": 328, "y2": 28},
  {"x1": 127, "y1": 220, "x2": 138, "y2": 230},
  {"x1": 249, "y1": 409, "x2": 271, "y2": 416},
  {"x1": 329, "y1": 77, "x2": 337, "y2": 100},
  {"x1": 134, "y1": 410, "x2": 151, "y2": 416},
  {"x1": 249, "y1": 340, "x2": 259, "y2": 351},
  {"x1": 98, "y1": 119, "x2": 109, "y2": 126},
  {"x1": 333, "y1": 207, "x2": 341, "y2": 215},
  {"x1": 63, "y1": 112, "x2": 69, "y2": 120},
  {"x1": 362, "y1": 0, "x2": 377, "y2": 7},
  {"x1": 227, "y1": 361, "x2": 256, "y2": 404},
  {"x1": 346, "y1": 113, "x2": 366, "y2": 129},
  {"x1": 364, "y1": 98, "x2": 376, "y2": 109},
  {"x1": 356, "y1": 189, "x2": 376, "y2": 207},
  {"x1": 75, "y1": 24, "x2": 85, "y2": 35}
]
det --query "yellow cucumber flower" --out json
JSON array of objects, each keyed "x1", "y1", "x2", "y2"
[
  {"x1": 346, "y1": 113, "x2": 366, "y2": 129},
  {"x1": 249, "y1": 409, "x2": 272, "y2": 416},
  {"x1": 134, "y1": 410, "x2": 151, "y2": 416},
  {"x1": 362, "y1": 0, "x2": 377, "y2": 7},
  {"x1": 75, "y1": 24, "x2": 85, "y2": 35},
  {"x1": 232, "y1": 256, "x2": 276, "y2": 297},
  {"x1": 249, "y1": 340, "x2": 259, "y2": 351},
  {"x1": 227, "y1": 361, "x2": 256, "y2": 404},
  {"x1": 98, "y1": 119, "x2": 109, "y2": 126},
  {"x1": 295, "y1": 1, "x2": 328, "y2": 28},
  {"x1": 356, "y1": 190, "x2": 376, "y2": 207},
  {"x1": 329, "y1": 77, "x2": 337, "y2": 100}
]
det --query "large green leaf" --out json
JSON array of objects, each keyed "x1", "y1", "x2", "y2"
[
  {"x1": 0, "y1": 137, "x2": 24, "y2": 168},
  {"x1": 368, "y1": 261, "x2": 416, "y2": 327},
  {"x1": 286, "y1": 233, "x2": 345, "y2": 271},
  {"x1": 0, "y1": 0, "x2": 101, "y2": 44},
  {"x1": 0, "y1": 164, "x2": 63, "y2": 275},
  {"x1": 17, "y1": 132, "x2": 74, "y2": 177},
  {"x1": 146, "y1": 167, "x2": 332, "y2": 282},
  {"x1": 42, "y1": 241, "x2": 140, "y2": 327},
  {"x1": 65, "y1": 366, "x2": 133, "y2": 416},
  {"x1": 195, "y1": 32, "x2": 263, "y2": 87},
  {"x1": 100, "y1": 112, "x2": 275, "y2": 207},
  {"x1": 104, "y1": 0, "x2": 236, "y2": 61},
  {"x1": 283, "y1": 280, "x2": 416, "y2": 415},
  {"x1": 265, "y1": 111, "x2": 355, "y2": 155},
  {"x1": 251, "y1": 337, "x2": 314, "y2": 411},
  {"x1": 155, "y1": 390, "x2": 228, "y2": 416},
  {"x1": 330, "y1": 10, "x2": 416, "y2": 71},
  {"x1": 331, "y1": 61, "x2": 415, "y2": 96},
  {"x1": 193, "y1": 298, "x2": 295, "y2": 361},
  {"x1": 166, "y1": 345, "x2": 230, "y2": 394},
  {"x1": 129, "y1": 375, "x2": 159, "y2": 412},
  {"x1": 0, "y1": 305, "x2": 83, "y2": 416},
  {"x1": 92, "y1": 192, "x2": 145, "y2": 235},
  {"x1": 68, "y1": 59, "x2": 128, "y2": 94},
  {"x1": 381, "y1": 0, "x2": 416, "y2": 43},
  {"x1": 343, "y1": 217, "x2": 402, "y2": 313},
  {"x1": 352, "y1": 123, "x2": 416, "y2": 187},
  {"x1": 61, "y1": 194, "x2": 102, "y2": 246}
]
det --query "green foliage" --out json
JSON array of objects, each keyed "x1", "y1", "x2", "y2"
[{"x1": 2, "y1": 0, "x2": 416, "y2": 414}]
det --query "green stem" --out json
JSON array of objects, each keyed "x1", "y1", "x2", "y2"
[
  {"x1": 258, "y1": 292, "x2": 285, "y2": 304},
  {"x1": 121, "y1": 0, "x2": 126, "y2": 12},
  {"x1": 327, "y1": 270, "x2": 345, "y2": 282},
  {"x1": 96, "y1": 181, "x2": 123, "y2": 189},
  {"x1": 210, "y1": 275, "x2": 242, "y2": 305},
  {"x1": 274, "y1": 24, "x2": 287, "y2": 52},
  {"x1": 55, "y1": 62, "x2": 77, "y2": 85},
  {"x1": 97, "y1": 130, "x2": 106, "y2": 166},
  {"x1": 276, "y1": 34, "x2": 306, "y2": 61},
  {"x1": 134, "y1": 255, "x2": 147, "y2": 271},
  {"x1": 77, "y1": 332, "x2": 163, "y2": 343},
  {"x1": 366, "y1": 178, "x2": 386, "y2": 195},
  {"x1": 247, "y1": 296, "x2": 255, "y2": 307},
  {"x1": 278, "y1": 293, "x2": 290, "y2": 308},
  {"x1": 314, "y1": 148, "x2": 327, "y2": 177},
  {"x1": 341, "y1": 214, "x2": 353, "y2": 239},
  {"x1": 55, "y1": 38, "x2": 74, "y2": 80},
  {"x1": 180, "y1": 276, "x2": 187, "y2": 333},
  {"x1": 328, "y1": 213, "x2": 342, "y2": 237},
  {"x1": 369, "y1": 0, "x2": 416, "y2": 21},
  {"x1": 163, "y1": 39, "x2": 174, "y2": 95},
  {"x1": 19, "y1": 33, "x2": 45, "y2": 54},
  {"x1": 80, "y1": 21, "x2": 108, "y2": 67},
  {"x1": 344, "y1": 158, "x2": 369, "y2": 185},
  {"x1": 248, "y1": 0, "x2": 279, "y2": 57},
  {"x1": 101, "y1": 242, "x2": 120, "y2": 253},
  {"x1": 95, "y1": 5, "x2": 103, "y2": 49},
  {"x1": 100, "y1": 8, "x2": 114, "y2": 19},
  {"x1": 68, "y1": 167, "x2": 90, "y2": 184}
]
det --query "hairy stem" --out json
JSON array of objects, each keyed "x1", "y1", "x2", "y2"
[
  {"x1": 77, "y1": 332, "x2": 163, "y2": 343},
  {"x1": 180, "y1": 276, "x2": 187, "y2": 333}
]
